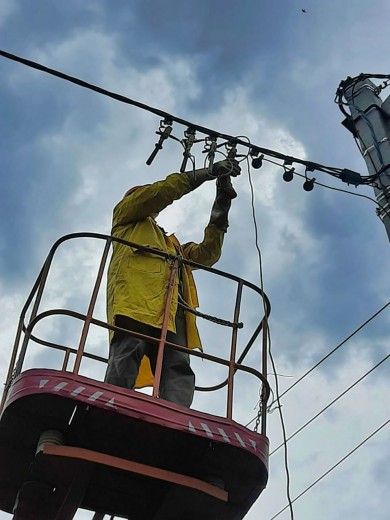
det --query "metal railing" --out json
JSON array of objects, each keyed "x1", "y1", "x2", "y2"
[{"x1": 1, "y1": 233, "x2": 271, "y2": 434}]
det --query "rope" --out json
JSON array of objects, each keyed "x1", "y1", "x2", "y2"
[{"x1": 178, "y1": 294, "x2": 243, "y2": 329}]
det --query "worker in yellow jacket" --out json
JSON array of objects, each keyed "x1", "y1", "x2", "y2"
[{"x1": 105, "y1": 159, "x2": 240, "y2": 407}]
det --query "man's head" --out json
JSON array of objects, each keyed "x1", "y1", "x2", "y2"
[
  {"x1": 123, "y1": 184, "x2": 159, "y2": 219},
  {"x1": 123, "y1": 185, "x2": 149, "y2": 198}
]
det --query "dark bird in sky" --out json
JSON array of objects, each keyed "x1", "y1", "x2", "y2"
[{"x1": 302, "y1": 9, "x2": 307, "y2": 13}]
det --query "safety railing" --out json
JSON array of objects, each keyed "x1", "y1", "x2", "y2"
[{"x1": 0, "y1": 233, "x2": 271, "y2": 435}]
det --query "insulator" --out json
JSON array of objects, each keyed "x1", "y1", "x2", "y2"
[
  {"x1": 303, "y1": 178, "x2": 315, "y2": 191},
  {"x1": 180, "y1": 128, "x2": 196, "y2": 173},
  {"x1": 205, "y1": 136, "x2": 218, "y2": 174},
  {"x1": 146, "y1": 119, "x2": 173, "y2": 166},
  {"x1": 252, "y1": 154, "x2": 264, "y2": 169},
  {"x1": 283, "y1": 168, "x2": 294, "y2": 182}
]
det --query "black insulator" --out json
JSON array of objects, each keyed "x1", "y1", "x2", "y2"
[
  {"x1": 303, "y1": 178, "x2": 315, "y2": 191},
  {"x1": 283, "y1": 168, "x2": 294, "y2": 182},
  {"x1": 252, "y1": 154, "x2": 264, "y2": 169}
]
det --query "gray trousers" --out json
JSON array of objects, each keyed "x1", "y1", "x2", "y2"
[{"x1": 105, "y1": 313, "x2": 195, "y2": 407}]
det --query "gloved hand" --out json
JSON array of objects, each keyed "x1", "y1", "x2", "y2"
[
  {"x1": 208, "y1": 176, "x2": 237, "y2": 232},
  {"x1": 212, "y1": 159, "x2": 241, "y2": 179},
  {"x1": 185, "y1": 159, "x2": 241, "y2": 188},
  {"x1": 216, "y1": 174, "x2": 237, "y2": 199}
]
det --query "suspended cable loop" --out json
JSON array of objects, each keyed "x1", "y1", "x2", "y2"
[{"x1": 246, "y1": 158, "x2": 294, "y2": 519}]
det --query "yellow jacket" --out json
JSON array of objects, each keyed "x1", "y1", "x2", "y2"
[{"x1": 106, "y1": 173, "x2": 225, "y2": 387}]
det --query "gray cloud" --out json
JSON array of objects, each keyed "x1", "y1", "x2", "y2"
[{"x1": 0, "y1": 2, "x2": 389, "y2": 519}]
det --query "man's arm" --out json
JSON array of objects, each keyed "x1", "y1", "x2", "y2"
[
  {"x1": 182, "y1": 173, "x2": 239, "y2": 267},
  {"x1": 113, "y1": 173, "x2": 193, "y2": 228},
  {"x1": 112, "y1": 160, "x2": 240, "y2": 229},
  {"x1": 181, "y1": 224, "x2": 225, "y2": 267}
]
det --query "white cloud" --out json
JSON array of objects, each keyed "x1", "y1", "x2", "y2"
[{"x1": 1, "y1": 12, "x2": 389, "y2": 520}]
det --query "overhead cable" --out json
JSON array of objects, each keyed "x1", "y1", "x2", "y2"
[
  {"x1": 263, "y1": 156, "x2": 390, "y2": 220},
  {"x1": 246, "y1": 300, "x2": 390, "y2": 429},
  {"x1": 0, "y1": 48, "x2": 372, "y2": 185},
  {"x1": 270, "y1": 352, "x2": 390, "y2": 455},
  {"x1": 279, "y1": 300, "x2": 390, "y2": 399},
  {"x1": 312, "y1": 178, "x2": 390, "y2": 221},
  {"x1": 268, "y1": 418, "x2": 390, "y2": 520}
]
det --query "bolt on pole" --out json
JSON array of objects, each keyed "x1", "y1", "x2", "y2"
[{"x1": 342, "y1": 78, "x2": 390, "y2": 240}]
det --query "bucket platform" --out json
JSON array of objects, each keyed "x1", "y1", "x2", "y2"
[{"x1": 0, "y1": 233, "x2": 271, "y2": 519}]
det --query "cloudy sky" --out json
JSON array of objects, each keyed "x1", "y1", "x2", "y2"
[{"x1": 0, "y1": 1, "x2": 389, "y2": 519}]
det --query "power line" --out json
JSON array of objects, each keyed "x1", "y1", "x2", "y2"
[
  {"x1": 246, "y1": 300, "x2": 390, "y2": 428},
  {"x1": 0, "y1": 48, "x2": 373, "y2": 185},
  {"x1": 311, "y1": 177, "x2": 390, "y2": 222},
  {"x1": 263, "y1": 156, "x2": 390, "y2": 221},
  {"x1": 270, "y1": 352, "x2": 390, "y2": 455},
  {"x1": 279, "y1": 300, "x2": 390, "y2": 399},
  {"x1": 269, "y1": 418, "x2": 390, "y2": 520}
]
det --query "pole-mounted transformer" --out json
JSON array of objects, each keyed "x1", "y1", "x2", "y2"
[{"x1": 339, "y1": 76, "x2": 390, "y2": 240}]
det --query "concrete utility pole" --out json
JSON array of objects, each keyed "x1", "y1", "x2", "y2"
[{"x1": 342, "y1": 78, "x2": 390, "y2": 240}]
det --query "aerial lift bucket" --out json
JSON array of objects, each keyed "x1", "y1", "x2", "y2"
[{"x1": 0, "y1": 233, "x2": 271, "y2": 520}]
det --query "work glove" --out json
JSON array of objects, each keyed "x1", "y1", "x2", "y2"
[
  {"x1": 186, "y1": 159, "x2": 241, "y2": 189},
  {"x1": 216, "y1": 173, "x2": 237, "y2": 199},
  {"x1": 212, "y1": 159, "x2": 241, "y2": 179},
  {"x1": 208, "y1": 175, "x2": 237, "y2": 232}
]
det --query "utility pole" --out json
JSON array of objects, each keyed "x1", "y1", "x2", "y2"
[{"x1": 341, "y1": 77, "x2": 390, "y2": 240}]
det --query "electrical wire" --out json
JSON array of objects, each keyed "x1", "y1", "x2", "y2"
[
  {"x1": 311, "y1": 177, "x2": 390, "y2": 222},
  {"x1": 245, "y1": 300, "x2": 390, "y2": 428},
  {"x1": 246, "y1": 162, "x2": 266, "y2": 295},
  {"x1": 3, "y1": 50, "x2": 390, "y2": 190},
  {"x1": 291, "y1": 167, "x2": 390, "y2": 221},
  {"x1": 268, "y1": 418, "x2": 390, "y2": 520},
  {"x1": 267, "y1": 337, "x2": 295, "y2": 520},
  {"x1": 262, "y1": 156, "x2": 390, "y2": 223},
  {"x1": 0, "y1": 48, "x2": 373, "y2": 185},
  {"x1": 280, "y1": 300, "x2": 390, "y2": 399},
  {"x1": 270, "y1": 352, "x2": 390, "y2": 455},
  {"x1": 246, "y1": 157, "x2": 294, "y2": 520}
]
